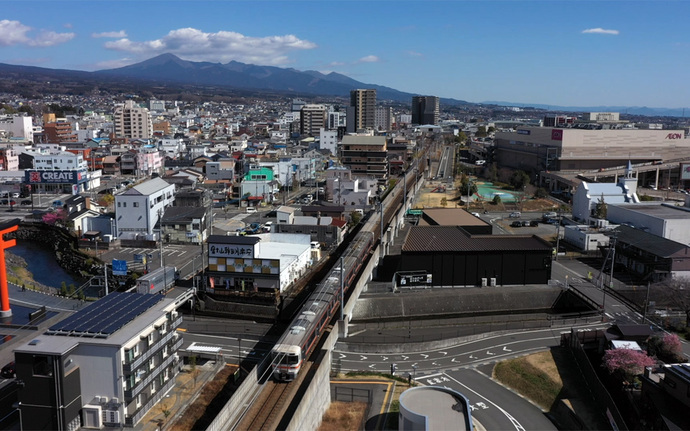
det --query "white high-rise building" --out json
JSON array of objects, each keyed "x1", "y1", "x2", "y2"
[{"x1": 113, "y1": 100, "x2": 153, "y2": 139}]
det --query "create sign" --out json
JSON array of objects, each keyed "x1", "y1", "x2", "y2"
[{"x1": 25, "y1": 170, "x2": 86, "y2": 184}]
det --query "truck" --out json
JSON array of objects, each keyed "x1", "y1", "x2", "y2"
[{"x1": 136, "y1": 266, "x2": 178, "y2": 294}]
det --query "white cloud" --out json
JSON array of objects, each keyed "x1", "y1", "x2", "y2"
[
  {"x1": 103, "y1": 27, "x2": 317, "y2": 65},
  {"x1": 0, "y1": 20, "x2": 74, "y2": 47},
  {"x1": 356, "y1": 55, "x2": 380, "y2": 63},
  {"x1": 93, "y1": 30, "x2": 127, "y2": 39},
  {"x1": 29, "y1": 31, "x2": 75, "y2": 47},
  {"x1": 327, "y1": 61, "x2": 345, "y2": 67},
  {"x1": 405, "y1": 50, "x2": 423, "y2": 57},
  {"x1": 582, "y1": 28, "x2": 619, "y2": 35}
]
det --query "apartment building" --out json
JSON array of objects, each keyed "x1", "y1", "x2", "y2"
[
  {"x1": 349, "y1": 89, "x2": 376, "y2": 131},
  {"x1": 44, "y1": 120, "x2": 78, "y2": 143},
  {"x1": 13, "y1": 292, "x2": 183, "y2": 429},
  {"x1": 114, "y1": 100, "x2": 153, "y2": 139},
  {"x1": 300, "y1": 104, "x2": 328, "y2": 136},
  {"x1": 340, "y1": 135, "x2": 388, "y2": 180}
]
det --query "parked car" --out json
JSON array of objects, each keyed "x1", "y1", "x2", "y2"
[
  {"x1": 20, "y1": 199, "x2": 31, "y2": 205},
  {"x1": 522, "y1": 220, "x2": 531, "y2": 227},
  {"x1": 509, "y1": 211, "x2": 521, "y2": 218},
  {"x1": 510, "y1": 221, "x2": 523, "y2": 227},
  {"x1": 529, "y1": 220, "x2": 540, "y2": 227},
  {"x1": 52, "y1": 200, "x2": 63, "y2": 207},
  {"x1": 245, "y1": 207, "x2": 257, "y2": 214},
  {"x1": 1, "y1": 361, "x2": 15, "y2": 378}
]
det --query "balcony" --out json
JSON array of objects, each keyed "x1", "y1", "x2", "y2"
[
  {"x1": 122, "y1": 316, "x2": 182, "y2": 373},
  {"x1": 123, "y1": 341, "x2": 181, "y2": 400}
]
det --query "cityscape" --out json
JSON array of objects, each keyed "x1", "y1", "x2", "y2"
[{"x1": 1, "y1": 2, "x2": 690, "y2": 431}]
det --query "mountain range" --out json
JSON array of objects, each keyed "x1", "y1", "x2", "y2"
[{"x1": 0, "y1": 53, "x2": 685, "y2": 117}]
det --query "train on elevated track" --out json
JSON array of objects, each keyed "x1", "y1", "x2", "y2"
[{"x1": 270, "y1": 164, "x2": 423, "y2": 381}]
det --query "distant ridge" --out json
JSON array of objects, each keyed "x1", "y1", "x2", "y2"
[{"x1": 96, "y1": 53, "x2": 468, "y2": 104}]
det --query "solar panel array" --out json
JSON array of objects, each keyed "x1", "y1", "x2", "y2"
[{"x1": 47, "y1": 292, "x2": 163, "y2": 338}]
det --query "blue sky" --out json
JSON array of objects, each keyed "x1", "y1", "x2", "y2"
[{"x1": 0, "y1": 1, "x2": 688, "y2": 108}]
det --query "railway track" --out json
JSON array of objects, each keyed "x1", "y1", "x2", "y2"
[{"x1": 234, "y1": 362, "x2": 312, "y2": 431}]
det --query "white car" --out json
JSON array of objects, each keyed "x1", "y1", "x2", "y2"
[{"x1": 509, "y1": 211, "x2": 521, "y2": 218}]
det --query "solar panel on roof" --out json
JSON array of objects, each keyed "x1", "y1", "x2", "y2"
[{"x1": 47, "y1": 292, "x2": 163, "y2": 337}]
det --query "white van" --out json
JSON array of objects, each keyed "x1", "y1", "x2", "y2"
[{"x1": 246, "y1": 207, "x2": 257, "y2": 214}]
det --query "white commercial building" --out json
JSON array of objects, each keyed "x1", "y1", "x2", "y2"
[{"x1": 115, "y1": 177, "x2": 175, "y2": 240}]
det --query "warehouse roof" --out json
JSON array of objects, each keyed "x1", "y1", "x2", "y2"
[{"x1": 402, "y1": 226, "x2": 552, "y2": 253}]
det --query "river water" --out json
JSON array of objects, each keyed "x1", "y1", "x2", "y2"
[{"x1": 10, "y1": 240, "x2": 78, "y2": 288}]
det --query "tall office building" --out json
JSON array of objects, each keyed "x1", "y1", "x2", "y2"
[
  {"x1": 411, "y1": 96, "x2": 440, "y2": 125},
  {"x1": 114, "y1": 100, "x2": 153, "y2": 139},
  {"x1": 350, "y1": 89, "x2": 377, "y2": 131}
]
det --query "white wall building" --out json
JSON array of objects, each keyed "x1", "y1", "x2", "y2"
[
  {"x1": 115, "y1": 178, "x2": 175, "y2": 240},
  {"x1": 0, "y1": 115, "x2": 33, "y2": 141},
  {"x1": 159, "y1": 138, "x2": 186, "y2": 159},
  {"x1": 28, "y1": 149, "x2": 87, "y2": 170},
  {"x1": 607, "y1": 203, "x2": 690, "y2": 246},
  {"x1": 319, "y1": 128, "x2": 339, "y2": 156}
]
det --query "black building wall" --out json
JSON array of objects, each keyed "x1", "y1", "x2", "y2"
[{"x1": 400, "y1": 249, "x2": 552, "y2": 286}]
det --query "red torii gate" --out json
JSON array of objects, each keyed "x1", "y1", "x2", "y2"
[{"x1": 0, "y1": 219, "x2": 20, "y2": 318}]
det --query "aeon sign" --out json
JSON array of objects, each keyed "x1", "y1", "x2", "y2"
[{"x1": 665, "y1": 133, "x2": 683, "y2": 139}]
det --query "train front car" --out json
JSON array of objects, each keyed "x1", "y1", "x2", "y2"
[{"x1": 271, "y1": 344, "x2": 302, "y2": 381}]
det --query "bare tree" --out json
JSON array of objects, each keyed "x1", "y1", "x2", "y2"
[{"x1": 654, "y1": 277, "x2": 690, "y2": 327}]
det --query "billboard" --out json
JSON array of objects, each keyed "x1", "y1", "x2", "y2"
[
  {"x1": 25, "y1": 169, "x2": 88, "y2": 184},
  {"x1": 681, "y1": 164, "x2": 690, "y2": 181}
]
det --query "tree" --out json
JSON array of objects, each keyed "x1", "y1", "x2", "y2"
[
  {"x1": 648, "y1": 333, "x2": 684, "y2": 363},
  {"x1": 475, "y1": 126, "x2": 487, "y2": 138},
  {"x1": 189, "y1": 355, "x2": 200, "y2": 388},
  {"x1": 487, "y1": 163, "x2": 499, "y2": 183},
  {"x1": 594, "y1": 193, "x2": 608, "y2": 219},
  {"x1": 440, "y1": 197, "x2": 448, "y2": 208},
  {"x1": 459, "y1": 173, "x2": 477, "y2": 196},
  {"x1": 509, "y1": 170, "x2": 531, "y2": 191},
  {"x1": 654, "y1": 276, "x2": 690, "y2": 328},
  {"x1": 534, "y1": 187, "x2": 548, "y2": 199},
  {"x1": 456, "y1": 131, "x2": 468, "y2": 145},
  {"x1": 492, "y1": 194, "x2": 502, "y2": 205},
  {"x1": 602, "y1": 348, "x2": 655, "y2": 382},
  {"x1": 349, "y1": 210, "x2": 362, "y2": 227}
]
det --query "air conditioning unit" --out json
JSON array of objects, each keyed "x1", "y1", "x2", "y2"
[
  {"x1": 490, "y1": 278, "x2": 497, "y2": 287},
  {"x1": 82, "y1": 405, "x2": 102, "y2": 429},
  {"x1": 481, "y1": 278, "x2": 487, "y2": 287},
  {"x1": 102, "y1": 409, "x2": 121, "y2": 425}
]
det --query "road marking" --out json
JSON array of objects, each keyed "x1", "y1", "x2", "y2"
[
  {"x1": 503, "y1": 346, "x2": 512, "y2": 352},
  {"x1": 486, "y1": 350, "x2": 496, "y2": 356},
  {"x1": 439, "y1": 351, "x2": 448, "y2": 356},
  {"x1": 420, "y1": 353, "x2": 429, "y2": 359},
  {"x1": 359, "y1": 355, "x2": 368, "y2": 360},
  {"x1": 444, "y1": 373, "x2": 526, "y2": 431},
  {"x1": 382, "y1": 356, "x2": 388, "y2": 361},
  {"x1": 401, "y1": 355, "x2": 409, "y2": 360},
  {"x1": 339, "y1": 353, "x2": 346, "y2": 359}
]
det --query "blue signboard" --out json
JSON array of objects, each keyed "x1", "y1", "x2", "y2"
[
  {"x1": 25, "y1": 169, "x2": 88, "y2": 184},
  {"x1": 112, "y1": 259, "x2": 128, "y2": 276}
]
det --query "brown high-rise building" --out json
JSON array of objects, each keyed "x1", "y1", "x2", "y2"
[{"x1": 349, "y1": 89, "x2": 376, "y2": 131}]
